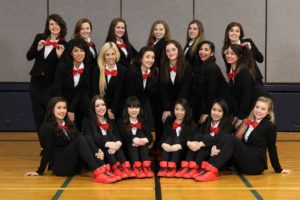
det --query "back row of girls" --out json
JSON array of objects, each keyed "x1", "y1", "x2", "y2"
[{"x1": 26, "y1": 14, "x2": 267, "y2": 149}]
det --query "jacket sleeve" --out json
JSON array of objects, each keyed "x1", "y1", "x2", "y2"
[
  {"x1": 248, "y1": 39, "x2": 264, "y2": 63},
  {"x1": 26, "y1": 34, "x2": 42, "y2": 61},
  {"x1": 266, "y1": 124, "x2": 282, "y2": 173},
  {"x1": 179, "y1": 63, "x2": 192, "y2": 100},
  {"x1": 237, "y1": 69, "x2": 253, "y2": 119}
]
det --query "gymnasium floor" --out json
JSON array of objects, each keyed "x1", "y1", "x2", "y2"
[{"x1": 0, "y1": 132, "x2": 299, "y2": 200}]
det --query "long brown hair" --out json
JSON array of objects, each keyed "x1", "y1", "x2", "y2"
[
  {"x1": 186, "y1": 20, "x2": 204, "y2": 58},
  {"x1": 72, "y1": 18, "x2": 93, "y2": 39},
  {"x1": 222, "y1": 22, "x2": 244, "y2": 54},
  {"x1": 147, "y1": 20, "x2": 171, "y2": 46}
]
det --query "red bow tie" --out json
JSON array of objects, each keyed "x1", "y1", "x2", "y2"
[
  {"x1": 58, "y1": 124, "x2": 68, "y2": 130},
  {"x1": 227, "y1": 70, "x2": 236, "y2": 81},
  {"x1": 149, "y1": 43, "x2": 155, "y2": 49},
  {"x1": 72, "y1": 68, "x2": 84, "y2": 76},
  {"x1": 209, "y1": 126, "x2": 220, "y2": 134},
  {"x1": 172, "y1": 122, "x2": 182, "y2": 129},
  {"x1": 130, "y1": 122, "x2": 142, "y2": 129},
  {"x1": 45, "y1": 39, "x2": 58, "y2": 48},
  {"x1": 142, "y1": 72, "x2": 151, "y2": 80},
  {"x1": 117, "y1": 43, "x2": 127, "y2": 48},
  {"x1": 169, "y1": 65, "x2": 177, "y2": 72},
  {"x1": 245, "y1": 119, "x2": 259, "y2": 128},
  {"x1": 105, "y1": 69, "x2": 117, "y2": 76},
  {"x1": 98, "y1": 122, "x2": 110, "y2": 131},
  {"x1": 87, "y1": 41, "x2": 94, "y2": 47}
]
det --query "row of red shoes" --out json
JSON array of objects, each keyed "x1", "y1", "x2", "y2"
[
  {"x1": 157, "y1": 161, "x2": 219, "y2": 182},
  {"x1": 93, "y1": 161, "x2": 154, "y2": 183}
]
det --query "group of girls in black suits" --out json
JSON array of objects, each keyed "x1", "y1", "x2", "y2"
[{"x1": 26, "y1": 14, "x2": 291, "y2": 182}]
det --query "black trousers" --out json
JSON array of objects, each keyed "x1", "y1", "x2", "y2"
[
  {"x1": 103, "y1": 148, "x2": 127, "y2": 165},
  {"x1": 126, "y1": 144, "x2": 150, "y2": 163},
  {"x1": 161, "y1": 137, "x2": 183, "y2": 165},
  {"x1": 52, "y1": 134, "x2": 104, "y2": 176},
  {"x1": 185, "y1": 147, "x2": 211, "y2": 164},
  {"x1": 209, "y1": 134, "x2": 265, "y2": 175}
]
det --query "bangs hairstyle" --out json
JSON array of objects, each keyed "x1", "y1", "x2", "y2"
[
  {"x1": 124, "y1": 96, "x2": 141, "y2": 108},
  {"x1": 73, "y1": 18, "x2": 93, "y2": 39},
  {"x1": 44, "y1": 14, "x2": 67, "y2": 39},
  {"x1": 122, "y1": 96, "x2": 145, "y2": 126},
  {"x1": 172, "y1": 98, "x2": 193, "y2": 124},
  {"x1": 211, "y1": 99, "x2": 229, "y2": 118},
  {"x1": 67, "y1": 38, "x2": 90, "y2": 63}
]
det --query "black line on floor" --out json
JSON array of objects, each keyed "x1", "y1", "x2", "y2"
[
  {"x1": 238, "y1": 173, "x2": 263, "y2": 200},
  {"x1": 51, "y1": 176, "x2": 73, "y2": 200}
]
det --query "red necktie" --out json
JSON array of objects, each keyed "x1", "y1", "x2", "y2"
[
  {"x1": 142, "y1": 72, "x2": 151, "y2": 80},
  {"x1": 130, "y1": 122, "x2": 142, "y2": 129},
  {"x1": 98, "y1": 122, "x2": 110, "y2": 131},
  {"x1": 169, "y1": 65, "x2": 177, "y2": 72},
  {"x1": 58, "y1": 124, "x2": 68, "y2": 130},
  {"x1": 209, "y1": 126, "x2": 220, "y2": 134},
  {"x1": 227, "y1": 70, "x2": 236, "y2": 81},
  {"x1": 72, "y1": 68, "x2": 84, "y2": 76},
  {"x1": 172, "y1": 122, "x2": 182, "y2": 129},
  {"x1": 245, "y1": 119, "x2": 258, "y2": 128},
  {"x1": 45, "y1": 39, "x2": 58, "y2": 48},
  {"x1": 117, "y1": 43, "x2": 127, "y2": 48},
  {"x1": 87, "y1": 41, "x2": 94, "y2": 47},
  {"x1": 105, "y1": 69, "x2": 117, "y2": 76}
]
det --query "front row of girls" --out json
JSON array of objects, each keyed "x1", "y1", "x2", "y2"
[
  {"x1": 26, "y1": 96, "x2": 154, "y2": 182},
  {"x1": 157, "y1": 97, "x2": 291, "y2": 181}
]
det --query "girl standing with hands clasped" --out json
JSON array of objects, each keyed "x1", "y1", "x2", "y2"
[
  {"x1": 25, "y1": 97, "x2": 118, "y2": 183},
  {"x1": 105, "y1": 18, "x2": 137, "y2": 68},
  {"x1": 183, "y1": 20, "x2": 204, "y2": 66},
  {"x1": 194, "y1": 96, "x2": 291, "y2": 182},
  {"x1": 118, "y1": 96, "x2": 154, "y2": 178},
  {"x1": 222, "y1": 22, "x2": 264, "y2": 85},
  {"x1": 92, "y1": 42, "x2": 126, "y2": 120},
  {"x1": 147, "y1": 20, "x2": 171, "y2": 68},
  {"x1": 175, "y1": 99, "x2": 232, "y2": 179},
  {"x1": 82, "y1": 95, "x2": 136, "y2": 180},
  {"x1": 73, "y1": 18, "x2": 97, "y2": 66},
  {"x1": 26, "y1": 14, "x2": 67, "y2": 146},
  {"x1": 158, "y1": 99, "x2": 196, "y2": 177}
]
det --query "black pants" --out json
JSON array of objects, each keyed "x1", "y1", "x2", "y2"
[
  {"x1": 52, "y1": 134, "x2": 105, "y2": 176},
  {"x1": 104, "y1": 148, "x2": 127, "y2": 165},
  {"x1": 126, "y1": 145, "x2": 150, "y2": 163},
  {"x1": 185, "y1": 147, "x2": 211, "y2": 164},
  {"x1": 209, "y1": 134, "x2": 265, "y2": 175},
  {"x1": 161, "y1": 137, "x2": 183, "y2": 165}
]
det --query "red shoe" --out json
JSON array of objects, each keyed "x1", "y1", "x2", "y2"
[
  {"x1": 182, "y1": 161, "x2": 199, "y2": 179},
  {"x1": 112, "y1": 162, "x2": 128, "y2": 179},
  {"x1": 133, "y1": 161, "x2": 146, "y2": 178},
  {"x1": 122, "y1": 161, "x2": 136, "y2": 178},
  {"x1": 142, "y1": 160, "x2": 154, "y2": 177},
  {"x1": 93, "y1": 165, "x2": 118, "y2": 183},
  {"x1": 194, "y1": 162, "x2": 219, "y2": 182},
  {"x1": 106, "y1": 164, "x2": 121, "y2": 181},
  {"x1": 174, "y1": 161, "x2": 189, "y2": 178},
  {"x1": 157, "y1": 161, "x2": 168, "y2": 177},
  {"x1": 193, "y1": 161, "x2": 208, "y2": 179},
  {"x1": 165, "y1": 162, "x2": 177, "y2": 177}
]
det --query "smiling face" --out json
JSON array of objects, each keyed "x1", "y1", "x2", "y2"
[
  {"x1": 71, "y1": 46, "x2": 85, "y2": 64},
  {"x1": 228, "y1": 26, "x2": 241, "y2": 43},
  {"x1": 54, "y1": 101, "x2": 67, "y2": 121},
  {"x1": 211, "y1": 103, "x2": 223, "y2": 122},
  {"x1": 141, "y1": 51, "x2": 155, "y2": 69},
  {"x1": 128, "y1": 106, "x2": 140, "y2": 119},
  {"x1": 174, "y1": 103, "x2": 186, "y2": 121},
  {"x1": 79, "y1": 22, "x2": 92, "y2": 40},
  {"x1": 115, "y1": 21, "x2": 125, "y2": 39},
  {"x1": 49, "y1": 19, "x2": 61, "y2": 37},
  {"x1": 94, "y1": 99, "x2": 107, "y2": 117},
  {"x1": 199, "y1": 43, "x2": 214, "y2": 62},
  {"x1": 153, "y1": 23, "x2": 166, "y2": 40},
  {"x1": 253, "y1": 101, "x2": 269, "y2": 120},
  {"x1": 225, "y1": 47, "x2": 238, "y2": 66},
  {"x1": 166, "y1": 43, "x2": 178, "y2": 63},
  {"x1": 104, "y1": 48, "x2": 117, "y2": 66},
  {"x1": 188, "y1": 23, "x2": 199, "y2": 40}
]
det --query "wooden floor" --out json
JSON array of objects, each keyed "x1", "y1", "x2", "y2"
[{"x1": 0, "y1": 132, "x2": 299, "y2": 200}]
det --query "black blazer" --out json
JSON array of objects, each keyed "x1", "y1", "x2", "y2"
[
  {"x1": 54, "y1": 61, "x2": 91, "y2": 113},
  {"x1": 27, "y1": 33, "x2": 67, "y2": 84},
  {"x1": 160, "y1": 62, "x2": 192, "y2": 111},
  {"x1": 82, "y1": 117, "x2": 121, "y2": 149},
  {"x1": 228, "y1": 68, "x2": 268, "y2": 119},
  {"x1": 183, "y1": 42, "x2": 199, "y2": 66},
  {"x1": 117, "y1": 119, "x2": 153, "y2": 146},
  {"x1": 125, "y1": 66, "x2": 159, "y2": 105},
  {"x1": 242, "y1": 118, "x2": 282, "y2": 173},
  {"x1": 190, "y1": 118, "x2": 233, "y2": 147},
  {"x1": 192, "y1": 57, "x2": 230, "y2": 114},
  {"x1": 91, "y1": 64, "x2": 127, "y2": 115},
  {"x1": 151, "y1": 39, "x2": 167, "y2": 68},
  {"x1": 87, "y1": 41, "x2": 98, "y2": 66},
  {"x1": 117, "y1": 42, "x2": 137, "y2": 68}
]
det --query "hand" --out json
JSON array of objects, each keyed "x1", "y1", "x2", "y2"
[
  {"x1": 234, "y1": 119, "x2": 243, "y2": 129},
  {"x1": 171, "y1": 144, "x2": 182, "y2": 151},
  {"x1": 235, "y1": 128, "x2": 244, "y2": 140},
  {"x1": 241, "y1": 42, "x2": 251, "y2": 49},
  {"x1": 199, "y1": 114, "x2": 208, "y2": 124},
  {"x1": 232, "y1": 116, "x2": 237, "y2": 125},
  {"x1": 162, "y1": 111, "x2": 171, "y2": 123},
  {"x1": 107, "y1": 109, "x2": 115, "y2": 120},
  {"x1": 132, "y1": 137, "x2": 142, "y2": 146},
  {"x1": 162, "y1": 143, "x2": 172, "y2": 152},
  {"x1": 37, "y1": 40, "x2": 46, "y2": 51},
  {"x1": 68, "y1": 112, "x2": 75, "y2": 122},
  {"x1": 281, "y1": 169, "x2": 292, "y2": 174},
  {"x1": 95, "y1": 149, "x2": 104, "y2": 160},
  {"x1": 25, "y1": 171, "x2": 39, "y2": 176},
  {"x1": 187, "y1": 141, "x2": 198, "y2": 152},
  {"x1": 108, "y1": 148, "x2": 116, "y2": 154},
  {"x1": 56, "y1": 44, "x2": 65, "y2": 58},
  {"x1": 210, "y1": 145, "x2": 220, "y2": 157}
]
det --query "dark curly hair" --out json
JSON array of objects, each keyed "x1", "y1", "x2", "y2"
[{"x1": 44, "y1": 14, "x2": 67, "y2": 39}]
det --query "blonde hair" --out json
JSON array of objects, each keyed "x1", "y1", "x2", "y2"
[
  {"x1": 97, "y1": 42, "x2": 120, "y2": 96},
  {"x1": 147, "y1": 20, "x2": 171, "y2": 46},
  {"x1": 186, "y1": 20, "x2": 204, "y2": 57},
  {"x1": 237, "y1": 96, "x2": 275, "y2": 135}
]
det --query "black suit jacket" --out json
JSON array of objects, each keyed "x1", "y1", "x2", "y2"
[
  {"x1": 152, "y1": 39, "x2": 167, "y2": 68},
  {"x1": 117, "y1": 42, "x2": 137, "y2": 68}
]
